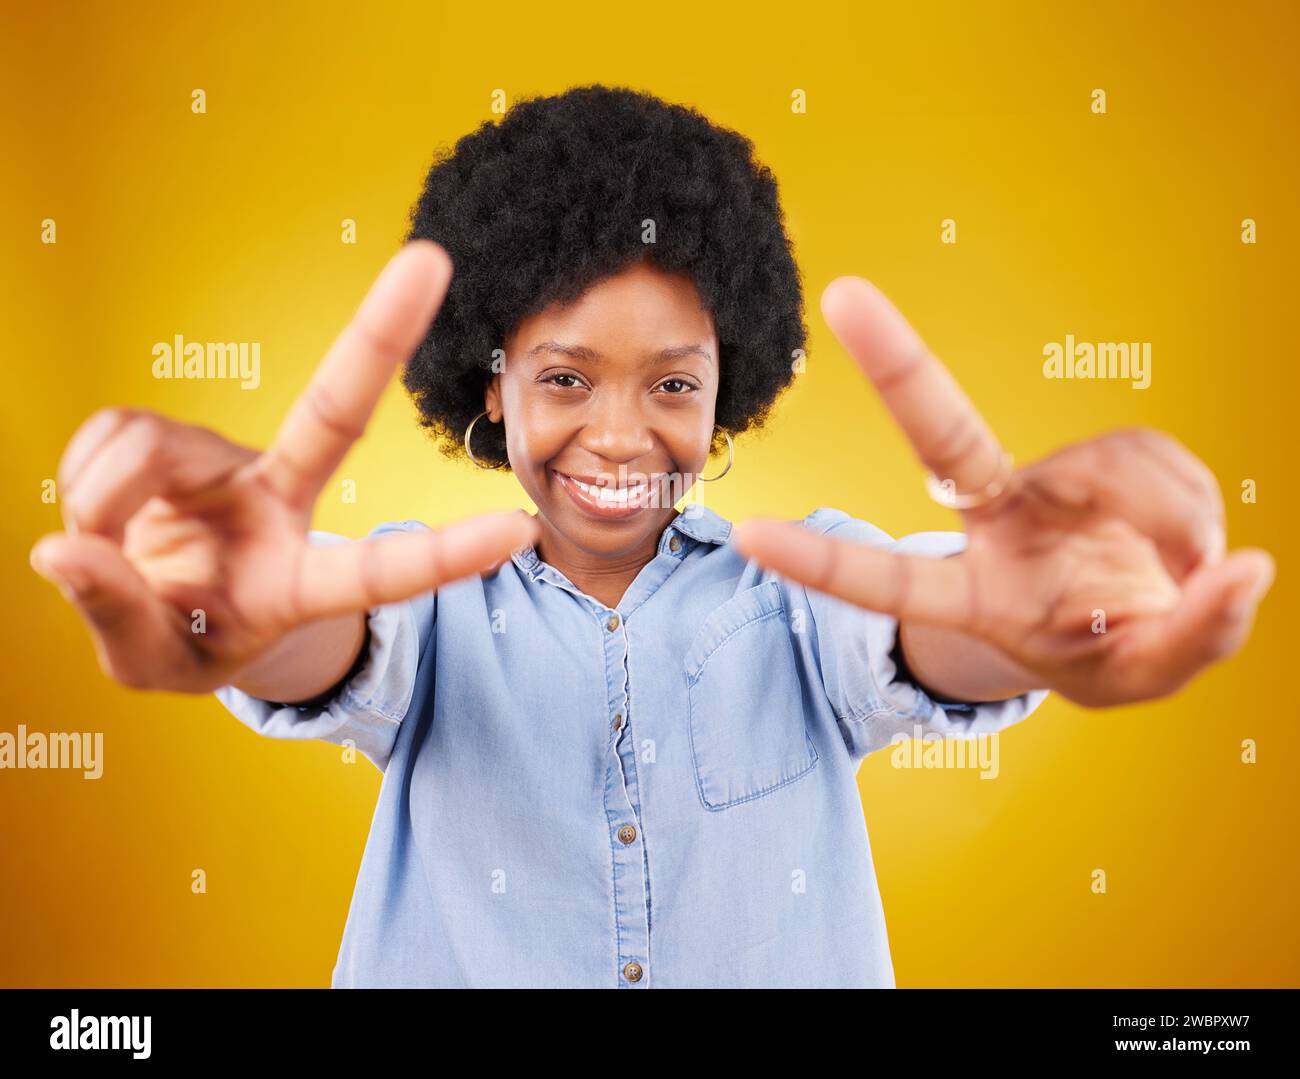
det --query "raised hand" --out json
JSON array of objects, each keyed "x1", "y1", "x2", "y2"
[
  {"x1": 732, "y1": 277, "x2": 1274, "y2": 707},
  {"x1": 30, "y1": 241, "x2": 537, "y2": 694}
]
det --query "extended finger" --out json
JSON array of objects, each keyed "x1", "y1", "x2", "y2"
[
  {"x1": 821, "y1": 276, "x2": 1008, "y2": 499},
  {"x1": 259, "y1": 240, "x2": 453, "y2": 508},
  {"x1": 730, "y1": 517, "x2": 974, "y2": 628},
  {"x1": 291, "y1": 509, "x2": 538, "y2": 622}
]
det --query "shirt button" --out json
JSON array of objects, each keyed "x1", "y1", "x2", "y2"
[
  {"x1": 622, "y1": 961, "x2": 643, "y2": 983},
  {"x1": 669, "y1": 535, "x2": 681, "y2": 554},
  {"x1": 606, "y1": 614, "x2": 621, "y2": 631},
  {"x1": 612, "y1": 712, "x2": 623, "y2": 731},
  {"x1": 617, "y1": 824, "x2": 637, "y2": 844}
]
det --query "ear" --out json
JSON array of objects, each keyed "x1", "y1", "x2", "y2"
[{"x1": 483, "y1": 373, "x2": 502, "y2": 422}]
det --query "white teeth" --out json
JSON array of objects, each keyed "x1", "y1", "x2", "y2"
[{"x1": 564, "y1": 474, "x2": 648, "y2": 505}]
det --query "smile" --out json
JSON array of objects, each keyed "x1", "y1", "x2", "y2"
[{"x1": 553, "y1": 470, "x2": 659, "y2": 519}]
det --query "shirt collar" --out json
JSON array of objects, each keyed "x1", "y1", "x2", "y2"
[
  {"x1": 668, "y1": 502, "x2": 732, "y2": 546},
  {"x1": 510, "y1": 501, "x2": 732, "y2": 579}
]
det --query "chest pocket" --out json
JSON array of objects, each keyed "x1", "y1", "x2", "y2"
[{"x1": 684, "y1": 579, "x2": 819, "y2": 810}]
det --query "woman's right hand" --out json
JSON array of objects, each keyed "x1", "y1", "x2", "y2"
[{"x1": 30, "y1": 241, "x2": 537, "y2": 695}]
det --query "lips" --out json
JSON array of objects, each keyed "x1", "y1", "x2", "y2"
[{"x1": 553, "y1": 469, "x2": 658, "y2": 519}]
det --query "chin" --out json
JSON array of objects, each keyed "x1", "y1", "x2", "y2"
[{"x1": 562, "y1": 507, "x2": 670, "y2": 552}]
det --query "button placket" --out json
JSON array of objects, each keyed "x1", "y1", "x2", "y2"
[{"x1": 599, "y1": 606, "x2": 649, "y2": 987}]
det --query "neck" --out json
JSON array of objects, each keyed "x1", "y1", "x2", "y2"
[{"x1": 534, "y1": 508, "x2": 677, "y2": 610}]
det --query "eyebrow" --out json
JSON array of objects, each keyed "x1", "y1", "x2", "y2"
[{"x1": 525, "y1": 340, "x2": 713, "y2": 367}]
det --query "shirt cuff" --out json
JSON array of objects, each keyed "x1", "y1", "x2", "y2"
[
  {"x1": 835, "y1": 530, "x2": 1050, "y2": 757},
  {"x1": 213, "y1": 595, "x2": 419, "y2": 771}
]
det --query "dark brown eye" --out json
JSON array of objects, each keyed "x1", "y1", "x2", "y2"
[
  {"x1": 658, "y1": 379, "x2": 696, "y2": 394},
  {"x1": 544, "y1": 373, "x2": 582, "y2": 388}
]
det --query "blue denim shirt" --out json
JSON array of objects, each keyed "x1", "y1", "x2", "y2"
[{"x1": 216, "y1": 503, "x2": 1047, "y2": 988}]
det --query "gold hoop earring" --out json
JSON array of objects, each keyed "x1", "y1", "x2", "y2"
[
  {"x1": 464, "y1": 410, "x2": 500, "y2": 470},
  {"x1": 698, "y1": 427, "x2": 734, "y2": 482}
]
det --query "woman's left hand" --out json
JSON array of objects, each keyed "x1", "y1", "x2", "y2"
[{"x1": 730, "y1": 277, "x2": 1274, "y2": 708}]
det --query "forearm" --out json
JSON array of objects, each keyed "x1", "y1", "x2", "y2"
[
  {"x1": 897, "y1": 620, "x2": 1043, "y2": 704},
  {"x1": 229, "y1": 611, "x2": 367, "y2": 704}
]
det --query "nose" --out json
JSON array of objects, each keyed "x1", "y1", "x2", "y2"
[{"x1": 576, "y1": 390, "x2": 656, "y2": 470}]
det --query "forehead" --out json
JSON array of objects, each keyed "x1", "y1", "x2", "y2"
[{"x1": 508, "y1": 261, "x2": 716, "y2": 353}]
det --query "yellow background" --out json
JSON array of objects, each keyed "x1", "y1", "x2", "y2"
[{"x1": 2, "y1": 0, "x2": 1295, "y2": 986}]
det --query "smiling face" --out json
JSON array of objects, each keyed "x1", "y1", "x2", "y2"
[{"x1": 484, "y1": 258, "x2": 720, "y2": 562}]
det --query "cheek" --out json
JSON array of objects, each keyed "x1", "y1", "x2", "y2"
[
  {"x1": 664, "y1": 415, "x2": 715, "y2": 474},
  {"x1": 503, "y1": 395, "x2": 570, "y2": 475}
]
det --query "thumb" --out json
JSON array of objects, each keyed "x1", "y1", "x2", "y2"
[
  {"x1": 30, "y1": 532, "x2": 192, "y2": 688},
  {"x1": 1112, "y1": 546, "x2": 1274, "y2": 698}
]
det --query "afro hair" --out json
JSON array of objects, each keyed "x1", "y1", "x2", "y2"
[{"x1": 401, "y1": 83, "x2": 807, "y2": 470}]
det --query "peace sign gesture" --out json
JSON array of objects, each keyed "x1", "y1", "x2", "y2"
[
  {"x1": 30, "y1": 242, "x2": 537, "y2": 695},
  {"x1": 732, "y1": 277, "x2": 1275, "y2": 707}
]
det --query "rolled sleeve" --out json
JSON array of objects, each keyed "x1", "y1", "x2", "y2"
[
  {"x1": 213, "y1": 520, "x2": 434, "y2": 771},
  {"x1": 801, "y1": 508, "x2": 1049, "y2": 762}
]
